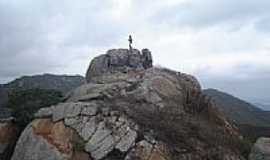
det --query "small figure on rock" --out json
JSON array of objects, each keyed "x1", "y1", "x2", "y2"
[{"x1": 128, "y1": 35, "x2": 133, "y2": 51}]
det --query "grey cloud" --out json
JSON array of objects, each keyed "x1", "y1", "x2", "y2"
[
  {"x1": 0, "y1": 0, "x2": 127, "y2": 83},
  {"x1": 254, "y1": 16, "x2": 270, "y2": 32},
  {"x1": 0, "y1": 0, "x2": 269, "y2": 108},
  {"x1": 196, "y1": 64, "x2": 270, "y2": 108},
  {"x1": 151, "y1": 0, "x2": 270, "y2": 30},
  {"x1": 200, "y1": 75, "x2": 270, "y2": 110}
]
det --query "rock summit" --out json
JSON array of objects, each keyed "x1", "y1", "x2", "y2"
[
  {"x1": 11, "y1": 48, "x2": 244, "y2": 160},
  {"x1": 86, "y1": 48, "x2": 152, "y2": 83}
]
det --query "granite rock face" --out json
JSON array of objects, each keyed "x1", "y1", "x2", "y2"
[
  {"x1": 86, "y1": 48, "x2": 153, "y2": 83},
  {"x1": 12, "y1": 119, "x2": 91, "y2": 160},
  {"x1": 12, "y1": 48, "x2": 244, "y2": 160},
  {"x1": 249, "y1": 137, "x2": 270, "y2": 160}
]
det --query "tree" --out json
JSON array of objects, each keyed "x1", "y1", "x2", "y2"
[{"x1": 7, "y1": 88, "x2": 63, "y2": 128}]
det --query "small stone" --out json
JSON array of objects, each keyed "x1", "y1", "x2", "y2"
[
  {"x1": 85, "y1": 122, "x2": 112, "y2": 152},
  {"x1": 90, "y1": 135, "x2": 115, "y2": 160},
  {"x1": 81, "y1": 105, "x2": 98, "y2": 116},
  {"x1": 85, "y1": 121, "x2": 117, "y2": 160},
  {"x1": 64, "y1": 117, "x2": 81, "y2": 127},
  {"x1": 81, "y1": 117, "x2": 97, "y2": 141},
  {"x1": 101, "y1": 107, "x2": 110, "y2": 116},
  {"x1": 116, "y1": 129, "x2": 137, "y2": 152},
  {"x1": 34, "y1": 107, "x2": 53, "y2": 118},
  {"x1": 125, "y1": 140, "x2": 153, "y2": 160},
  {"x1": 65, "y1": 103, "x2": 84, "y2": 117},
  {"x1": 52, "y1": 103, "x2": 83, "y2": 122}
]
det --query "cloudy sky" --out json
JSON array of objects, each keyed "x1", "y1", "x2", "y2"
[{"x1": 0, "y1": 0, "x2": 270, "y2": 108}]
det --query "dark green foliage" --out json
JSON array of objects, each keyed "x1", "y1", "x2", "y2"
[
  {"x1": 238, "y1": 138, "x2": 253, "y2": 159},
  {"x1": 0, "y1": 74, "x2": 84, "y2": 118},
  {"x1": 7, "y1": 88, "x2": 63, "y2": 128},
  {"x1": 6, "y1": 74, "x2": 84, "y2": 94}
]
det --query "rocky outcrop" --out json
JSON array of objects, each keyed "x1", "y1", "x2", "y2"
[
  {"x1": 0, "y1": 118, "x2": 18, "y2": 160},
  {"x1": 249, "y1": 137, "x2": 270, "y2": 160},
  {"x1": 86, "y1": 48, "x2": 152, "y2": 83},
  {"x1": 12, "y1": 48, "x2": 244, "y2": 160}
]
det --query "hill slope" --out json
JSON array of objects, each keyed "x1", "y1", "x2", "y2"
[
  {"x1": 4, "y1": 74, "x2": 85, "y2": 93},
  {"x1": 0, "y1": 74, "x2": 85, "y2": 118},
  {"x1": 0, "y1": 85, "x2": 8, "y2": 108},
  {"x1": 203, "y1": 89, "x2": 270, "y2": 127}
]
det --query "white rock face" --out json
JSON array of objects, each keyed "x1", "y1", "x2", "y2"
[{"x1": 249, "y1": 137, "x2": 270, "y2": 160}]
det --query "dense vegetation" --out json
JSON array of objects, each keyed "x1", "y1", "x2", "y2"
[
  {"x1": 6, "y1": 74, "x2": 84, "y2": 94},
  {"x1": 7, "y1": 88, "x2": 63, "y2": 128},
  {"x1": 0, "y1": 74, "x2": 84, "y2": 116}
]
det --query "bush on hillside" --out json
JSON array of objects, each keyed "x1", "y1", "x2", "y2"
[{"x1": 7, "y1": 88, "x2": 63, "y2": 128}]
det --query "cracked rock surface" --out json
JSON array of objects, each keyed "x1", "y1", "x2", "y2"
[{"x1": 12, "y1": 48, "x2": 244, "y2": 160}]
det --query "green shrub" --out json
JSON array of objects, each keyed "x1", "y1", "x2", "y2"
[{"x1": 7, "y1": 88, "x2": 63, "y2": 128}]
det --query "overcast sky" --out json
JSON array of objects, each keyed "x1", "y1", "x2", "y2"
[{"x1": 0, "y1": 0, "x2": 270, "y2": 108}]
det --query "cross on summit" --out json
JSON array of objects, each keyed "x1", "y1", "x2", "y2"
[{"x1": 128, "y1": 35, "x2": 133, "y2": 51}]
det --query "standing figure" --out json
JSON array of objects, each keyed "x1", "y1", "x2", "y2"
[{"x1": 128, "y1": 35, "x2": 133, "y2": 51}]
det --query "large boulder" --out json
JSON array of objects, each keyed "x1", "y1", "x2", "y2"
[
  {"x1": 11, "y1": 118, "x2": 90, "y2": 160},
  {"x1": 249, "y1": 137, "x2": 270, "y2": 160},
  {"x1": 86, "y1": 48, "x2": 152, "y2": 83},
  {"x1": 12, "y1": 48, "x2": 244, "y2": 160}
]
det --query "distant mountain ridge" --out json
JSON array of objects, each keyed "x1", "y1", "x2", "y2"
[
  {"x1": 253, "y1": 102, "x2": 270, "y2": 111},
  {"x1": 203, "y1": 88, "x2": 270, "y2": 127},
  {"x1": 4, "y1": 73, "x2": 85, "y2": 93},
  {"x1": 0, "y1": 74, "x2": 85, "y2": 118}
]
